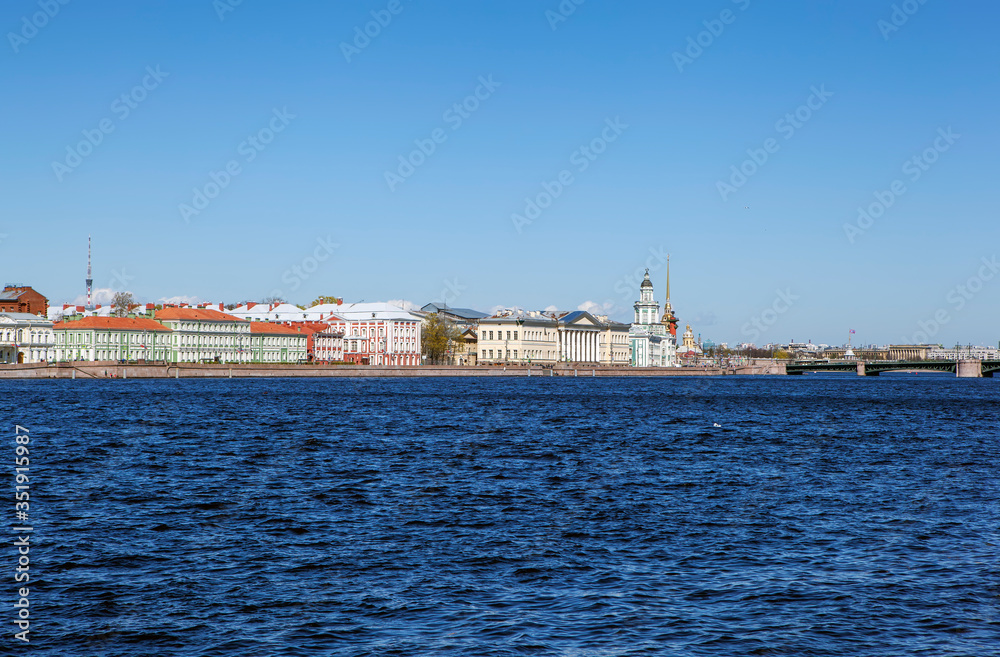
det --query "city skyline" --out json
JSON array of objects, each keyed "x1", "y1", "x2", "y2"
[{"x1": 3, "y1": 1, "x2": 998, "y2": 346}]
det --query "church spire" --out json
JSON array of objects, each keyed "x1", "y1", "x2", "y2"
[{"x1": 664, "y1": 254, "x2": 672, "y2": 312}]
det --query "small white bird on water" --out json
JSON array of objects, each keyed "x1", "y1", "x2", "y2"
[{"x1": 713, "y1": 422, "x2": 722, "y2": 428}]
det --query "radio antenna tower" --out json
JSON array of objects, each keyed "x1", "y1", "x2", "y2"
[{"x1": 86, "y1": 235, "x2": 93, "y2": 311}]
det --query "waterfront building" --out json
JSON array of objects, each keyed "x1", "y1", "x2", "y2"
[
  {"x1": 629, "y1": 269, "x2": 678, "y2": 367},
  {"x1": 0, "y1": 313, "x2": 55, "y2": 363},
  {"x1": 477, "y1": 308, "x2": 629, "y2": 365},
  {"x1": 52, "y1": 316, "x2": 172, "y2": 362},
  {"x1": 823, "y1": 345, "x2": 933, "y2": 361},
  {"x1": 599, "y1": 317, "x2": 632, "y2": 365},
  {"x1": 416, "y1": 304, "x2": 488, "y2": 366},
  {"x1": 418, "y1": 303, "x2": 488, "y2": 328},
  {"x1": 229, "y1": 302, "x2": 318, "y2": 323},
  {"x1": 314, "y1": 327, "x2": 345, "y2": 362},
  {"x1": 0, "y1": 286, "x2": 48, "y2": 317},
  {"x1": 152, "y1": 307, "x2": 251, "y2": 363},
  {"x1": 454, "y1": 327, "x2": 479, "y2": 366},
  {"x1": 676, "y1": 325, "x2": 704, "y2": 361},
  {"x1": 249, "y1": 323, "x2": 308, "y2": 363},
  {"x1": 927, "y1": 345, "x2": 1000, "y2": 360},
  {"x1": 325, "y1": 309, "x2": 422, "y2": 366},
  {"x1": 226, "y1": 301, "x2": 423, "y2": 365}
]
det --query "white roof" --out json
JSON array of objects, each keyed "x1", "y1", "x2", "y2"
[
  {"x1": 0, "y1": 313, "x2": 53, "y2": 326},
  {"x1": 307, "y1": 302, "x2": 421, "y2": 322}
]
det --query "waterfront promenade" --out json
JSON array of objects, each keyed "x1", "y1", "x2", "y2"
[{"x1": 0, "y1": 361, "x2": 787, "y2": 379}]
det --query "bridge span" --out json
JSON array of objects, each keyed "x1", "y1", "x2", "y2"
[{"x1": 786, "y1": 359, "x2": 1000, "y2": 378}]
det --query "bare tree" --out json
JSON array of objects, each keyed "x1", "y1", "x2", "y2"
[{"x1": 112, "y1": 291, "x2": 136, "y2": 317}]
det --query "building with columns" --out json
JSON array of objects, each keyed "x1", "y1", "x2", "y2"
[
  {"x1": 629, "y1": 268, "x2": 678, "y2": 367},
  {"x1": 477, "y1": 308, "x2": 629, "y2": 365}
]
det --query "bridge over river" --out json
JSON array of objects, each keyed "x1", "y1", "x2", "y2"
[{"x1": 786, "y1": 359, "x2": 1000, "y2": 378}]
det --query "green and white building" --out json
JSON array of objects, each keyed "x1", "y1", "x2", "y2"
[{"x1": 52, "y1": 316, "x2": 172, "y2": 362}]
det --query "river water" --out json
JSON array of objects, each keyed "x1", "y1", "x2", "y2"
[{"x1": 4, "y1": 375, "x2": 999, "y2": 655}]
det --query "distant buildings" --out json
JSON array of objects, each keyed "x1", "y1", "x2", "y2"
[
  {"x1": 417, "y1": 303, "x2": 487, "y2": 366},
  {"x1": 927, "y1": 345, "x2": 1000, "y2": 360},
  {"x1": 676, "y1": 324, "x2": 703, "y2": 361},
  {"x1": 325, "y1": 304, "x2": 422, "y2": 366},
  {"x1": 154, "y1": 307, "x2": 253, "y2": 363},
  {"x1": 0, "y1": 286, "x2": 48, "y2": 317},
  {"x1": 0, "y1": 312, "x2": 54, "y2": 364},
  {"x1": 52, "y1": 316, "x2": 172, "y2": 362},
  {"x1": 17, "y1": 262, "x2": 999, "y2": 370},
  {"x1": 822, "y1": 344, "x2": 931, "y2": 361},
  {"x1": 629, "y1": 269, "x2": 678, "y2": 367},
  {"x1": 48, "y1": 307, "x2": 307, "y2": 364},
  {"x1": 249, "y1": 322, "x2": 308, "y2": 364},
  {"x1": 477, "y1": 308, "x2": 630, "y2": 365},
  {"x1": 314, "y1": 327, "x2": 345, "y2": 362}
]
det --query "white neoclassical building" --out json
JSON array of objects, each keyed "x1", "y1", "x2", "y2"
[
  {"x1": 477, "y1": 309, "x2": 630, "y2": 365},
  {"x1": 629, "y1": 268, "x2": 678, "y2": 367},
  {"x1": 0, "y1": 313, "x2": 55, "y2": 364}
]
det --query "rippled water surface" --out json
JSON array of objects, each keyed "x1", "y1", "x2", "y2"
[{"x1": 4, "y1": 375, "x2": 1000, "y2": 656}]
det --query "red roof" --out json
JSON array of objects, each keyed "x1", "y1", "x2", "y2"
[
  {"x1": 53, "y1": 317, "x2": 172, "y2": 332},
  {"x1": 155, "y1": 308, "x2": 243, "y2": 322},
  {"x1": 250, "y1": 323, "x2": 303, "y2": 335}
]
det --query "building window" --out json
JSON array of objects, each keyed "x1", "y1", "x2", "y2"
[{"x1": 513, "y1": 331, "x2": 518, "y2": 340}]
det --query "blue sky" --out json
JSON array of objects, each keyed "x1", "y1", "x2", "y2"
[{"x1": 2, "y1": 0, "x2": 998, "y2": 347}]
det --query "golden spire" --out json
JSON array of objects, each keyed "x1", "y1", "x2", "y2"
[
  {"x1": 665, "y1": 254, "x2": 670, "y2": 306},
  {"x1": 660, "y1": 253, "x2": 674, "y2": 325}
]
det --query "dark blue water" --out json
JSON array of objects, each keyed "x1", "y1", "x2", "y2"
[{"x1": 4, "y1": 376, "x2": 999, "y2": 656}]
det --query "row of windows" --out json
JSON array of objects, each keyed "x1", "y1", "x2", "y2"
[
  {"x1": 56, "y1": 332, "x2": 168, "y2": 345},
  {"x1": 483, "y1": 349, "x2": 559, "y2": 361},
  {"x1": 483, "y1": 329, "x2": 626, "y2": 344},
  {"x1": 172, "y1": 322, "x2": 247, "y2": 333}
]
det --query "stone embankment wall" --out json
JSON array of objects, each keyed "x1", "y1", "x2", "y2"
[{"x1": 0, "y1": 362, "x2": 790, "y2": 379}]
